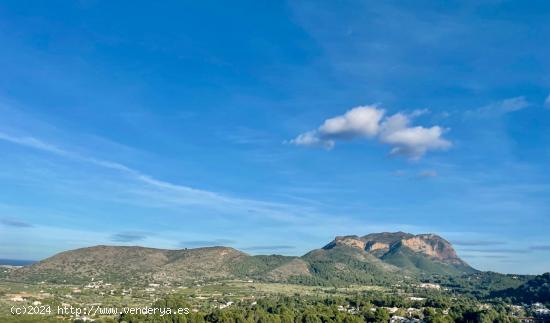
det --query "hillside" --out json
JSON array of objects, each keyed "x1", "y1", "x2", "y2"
[
  {"x1": 7, "y1": 232, "x2": 477, "y2": 285},
  {"x1": 297, "y1": 245, "x2": 404, "y2": 285},
  {"x1": 491, "y1": 273, "x2": 550, "y2": 305},
  {"x1": 9, "y1": 245, "x2": 249, "y2": 284}
]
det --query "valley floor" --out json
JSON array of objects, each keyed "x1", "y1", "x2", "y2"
[{"x1": 1, "y1": 278, "x2": 548, "y2": 322}]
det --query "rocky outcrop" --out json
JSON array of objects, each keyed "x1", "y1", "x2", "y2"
[
  {"x1": 400, "y1": 234, "x2": 460, "y2": 262},
  {"x1": 323, "y1": 232, "x2": 472, "y2": 270},
  {"x1": 323, "y1": 235, "x2": 366, "y2": 250},
  {"x1": 365, "y1": 241, "x2": 390, "y2": 252}
]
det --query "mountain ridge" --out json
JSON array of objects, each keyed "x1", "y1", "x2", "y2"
[{"x1": 7, "y1": 232, "x2": 477, "y2": 285}]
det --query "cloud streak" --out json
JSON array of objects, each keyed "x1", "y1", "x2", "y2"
[
  {"x1": 110, "y1": 232, "x2": 148, "y2": 243},
  {"x1": 0, "y1": 218, "x2": 33, "y2": 228},
  {"x1": 0, "y1": 131, "x2": 318, "y2": 223},
  {"x1": 467, "y1": 96, "x2": 529, "y2": 117},
  {"x1": 459, "y1": 245, "x2": 550, "y2": 254},
  {"x1": 179, "y1": 239, "x2": 236, "y2": 248},
  {"x1": 452, "y1": 239, "x2": 506, "y2": 246},
  {"x1": 530, "y1": 245, "x2": 550, "y2": 251},
  {"x1": 242, "y1": 245, "x2": 296, "y2": 251},
  {"x1": 460, "y1": 248, "x2": 527, "y2": 254},
  {"x1": 290, "y1": 105, "x2": 451, "y2": 159},
  {"x1": 418, "y1": 170, "x2": 438, "y2": 178}
]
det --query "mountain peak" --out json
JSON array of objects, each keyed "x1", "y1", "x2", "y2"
[{"x1": 323, "y1": 232, "x2": 475, "y2": 274}]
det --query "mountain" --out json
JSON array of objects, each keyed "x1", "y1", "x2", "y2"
[
  {"x1": 7, "y1": 232, "x2": 475, "y2": 285},
  {"x1": 322, "y1": 232, "x2": 476, "y2": 275}
]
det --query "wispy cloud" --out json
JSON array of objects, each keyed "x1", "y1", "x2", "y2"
[
  {"x1": 0, "y1": 132, "x2": 72, "y2": 157},
  {"x1": 0, "y1": 218, "x2": 33, "y2": 228},
  {"x1": 0, "y1": 131, "x2": 318, "y2": 223},
  {"x1": 392, "y1": 170, "x2": 408, "y2": 177},
  {"x1": 179, "y1": 239, "x2": 236, "y2": 248},
  {"x1": 289, "y1": 106, "x2": 451, "y2": 159},
  {"x1": 460, "y1": 248, "x2": 526, "y2": 254},
  {"x1": 467, "y1": 96, "x2": 529, "y2": 117},
  {"x1": 452, "y1": 239, "x2": 506, "y2": 246},
  {"x1": 530, "y1": 245, "x2": 550, "y2": 251},
  {"x1": 242, "y1": 245, "x2": 296, "y2": 251},
  {"x1": 219, "y1": 126, "x2": 273, "y2": 145},
  {"x1": 545, "y1": 93, "x2": 550, "y2": 109},
  {"x1": 462, "y1": 254, "x2": 508, "y2": 259},
  {"x1": 110, "y1": 232, "x2": 148, "y2": 243},
  {"x1": 418, "y1": 170, "x2": 438, "y2": 178}
]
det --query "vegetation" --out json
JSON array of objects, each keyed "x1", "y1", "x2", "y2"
[
  {"x1": 491, "y1": 273, "x2": 550, "y2": 306},
  {"x1": 117, "y1": 294, "x2": 520, "y2": 323},
  {"x1": 432, "y1": 272, "x2": 533, "y2": 299}
]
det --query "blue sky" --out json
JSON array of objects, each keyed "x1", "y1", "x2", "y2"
[{"x1": 0, "y1": 0, "x2": 549, "y2": 274}]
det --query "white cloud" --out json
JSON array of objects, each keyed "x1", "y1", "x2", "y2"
[
  {"x1": 318, "y1": 105, "x2": 384, "y2": 139},
  {"x1": 379, "y1": 113, "x2": 451, "y2": 159},
  {"x1": 290, "y1": 106, "x2": 451, "y2": 159},
  {"x1": 545, "y1": 93, "x2": 550, "y2": 109},
  {"x1": 289, "y1": 105, "x2": 383, "y2": 149},
  {"x1": 290, "y1": 130, "x2": 334, "y2": 149}
]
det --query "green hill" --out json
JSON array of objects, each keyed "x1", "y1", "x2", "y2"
[
  {"x1": 296, "y1": 245, "x2": 403, "y2": 285},
  {"x1": 491, "y1": 273, "x2": 550, "y2": 305}
]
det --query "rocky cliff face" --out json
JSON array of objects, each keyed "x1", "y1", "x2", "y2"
[
  {"x1": 323, "y1": 235, "x2": 366, "y2": 250},
  {"x1": 365, "y1": 241, "x2": 390, "y2": 252},
  {"x1": 399, "y1": 234, "x2": 461, "y2": 264},
  {"x1": 324, "y1": 232, "x2": 471, "y2": 269}
]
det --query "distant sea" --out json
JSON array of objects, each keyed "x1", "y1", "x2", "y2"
[{"x1": 0, "y1": 259, "x2": 37, "y2": 266}]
